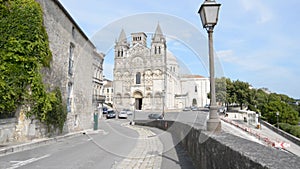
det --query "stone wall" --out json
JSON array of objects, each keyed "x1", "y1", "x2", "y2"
[
  {"x1": 0, "y1": 118, "x2": 17, "y2": 144},
  {"x1": 36, "y1": 0, "x2": 98, "y2": 132},
  {"x1": 135, "y1": 120, "x2": 300, "y2": 169}
]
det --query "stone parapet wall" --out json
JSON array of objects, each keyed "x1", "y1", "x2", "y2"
[{"x1": 135, "y1": 120, "x2": 300, "y2": 169}]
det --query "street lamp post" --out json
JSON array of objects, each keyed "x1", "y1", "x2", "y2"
[
  {"x1": 198, "y1": 0, "x2": 221, "y2": 132},
  {"x1": 276, "y1": 111, "x2": 279, "y2": 129}
]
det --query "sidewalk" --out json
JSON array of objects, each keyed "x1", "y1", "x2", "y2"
[
  {"x1": 111, "y1": 123, "x2": 163, "y2": 169},
  {"x1": 221, "y1": 116, "x2": 300, "y2": 157},
  {"x1": 0, "y1": 129, "x2": 96, "y2": 157}
]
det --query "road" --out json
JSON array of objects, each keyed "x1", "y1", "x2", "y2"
[
  {"x1": 3, "y1": 108, "x2": 296, "y2": 168},
  {"x1": 131, "y1": 109, "x2": 209, "y2": 129},
  {"x1": 0, "y1": 118, "x2": 195, "y2": 169}
]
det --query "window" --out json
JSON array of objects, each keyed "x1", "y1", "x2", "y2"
[
  {"x1": 195, "y1": 86, "x2": 198, "y2": 93},
  {"x1": 68, "y1": 43, "x2": 74, "y2": 75},
  {"x1": 154, "y1": 46, "x2": 157, "y2": 54},
  {"x1": 136, "y1": 72, "x2": 141, "y2": 84},
  {"x1": 67, "y1": 82, "x2": 73, "y2": 112},
  {"x1": 107, "y1": 88, "x2": 109, "y2": 93},
  {"x1": 72, "y1": 26, "x2": 75, "y2": 38},
  {"x1": 158, "y1": 46, "x2": 161, "y2": 54}
]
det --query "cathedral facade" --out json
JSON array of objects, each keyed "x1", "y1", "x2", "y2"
[{"x1": 113, "y1": 24, "x2": 209, "y2": 111}]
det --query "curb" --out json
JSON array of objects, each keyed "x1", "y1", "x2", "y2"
[{"x1": 0, "y1": 130, "x2": 91, "y2": 157}]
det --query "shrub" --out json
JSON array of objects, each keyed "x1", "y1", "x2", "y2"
[{"x1": 279, "y1": 123, "x2": 300, "y2": 138}]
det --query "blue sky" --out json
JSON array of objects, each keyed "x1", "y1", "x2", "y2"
[{"x1": 58, "y1": 0, "x2": 300, "y2": 99}]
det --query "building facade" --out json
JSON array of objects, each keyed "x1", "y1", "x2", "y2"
[
  {"x1": 103, "y1": 79, "x2": 114, "y2": 105},
  {"x1": 36, "y1": 0, "x2": 105, "y2": 132},
  {"x1": 113, "y1": 24, "x2": 210, "y2": 111},
  {"x1": 179, "y1": 75, "x2": 210, "y2": 108}
]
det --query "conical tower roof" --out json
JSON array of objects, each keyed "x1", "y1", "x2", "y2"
[
  {"x1": 154, "y1": 23, "x2": 163, "y2": 36},
  {"x1": 118, "y1": 29, "x2": 127, "y2": 42},
  {"x1": 152, "y1": 23, "x2": 164, "y2": 42}
]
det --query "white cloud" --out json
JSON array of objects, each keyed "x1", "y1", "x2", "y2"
[
  {"x1": 216, "y1": 50, "x2": 235, "y2": 62},
  {"x1": 240, "y1": 0, "x2": 273, "y2": 24}
]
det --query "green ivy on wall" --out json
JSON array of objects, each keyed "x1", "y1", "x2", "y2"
[{"x1": 0, "y1": 0, "x2": 67, "y2": 132}]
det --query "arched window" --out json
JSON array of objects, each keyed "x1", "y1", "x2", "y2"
[
  {"x1": 136, "y1": 72, "x2": 141, "y2": 84},
  {"x1": 154, "y1": 46, "x2": 157, "y2": 54},
  {"x1": 158, "y1": 46, "x2": 161, "y2": 54}
]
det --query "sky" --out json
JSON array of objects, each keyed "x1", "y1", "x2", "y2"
[{"x1": 58, "y1": 0, "x2": 300, "y2": 99}]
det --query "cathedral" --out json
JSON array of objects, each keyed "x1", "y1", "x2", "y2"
[{"x1": 113, "y1": 24, "x2": 210, "y2": 111}]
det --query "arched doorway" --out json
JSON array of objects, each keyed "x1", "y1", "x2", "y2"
[{"x1": 133, "y1": 91, "x2": 143, "y2": 110}]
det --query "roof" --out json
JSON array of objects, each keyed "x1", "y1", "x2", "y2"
[
  {"x1": 154, "y1": 23, "x2": 163, "y2": 36},
  {"x1": 118, "y1": 29, "x2": 127, "y2": 42},
  {"x1": 181, "y1": 74, "x2": 206, "y2": 78},
  {"x1": 104, "y1": 81, "x2": 113, "y2": 87},
  {"x1": 152, "y1": 23, "x2": 164, "y2": 42}
]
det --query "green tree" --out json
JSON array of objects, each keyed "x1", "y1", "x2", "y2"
[
  {"x1": 254, "y1": 89, "x2": 269, "y2": 112},
  {"x1": 232, "y1": 80, "x2": 251, "y2": 109},
  {"x1": 262, "y1": 100, "x2": 299, "y2": 125},
  {"x1": 215, "y1": 77, "x2": 227, "y2": 105},
  {"x1": 225, "y1": 78, "x2": 236, "y2": 107},
  {"x1": 247, "y1": 88, "x2": 259, "y2": 112}
]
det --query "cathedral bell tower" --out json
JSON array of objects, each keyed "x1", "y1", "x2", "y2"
[
  {"x1": 115, "y1": 29, "x2": 129, "y2": 58},
  {"x1": 151, "y1": 23, "x2": 166, "y2": 57}
]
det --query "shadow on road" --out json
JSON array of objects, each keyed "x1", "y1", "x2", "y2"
[{"x1": 147, "y1": 126, "x2": 195, "y2": 169}]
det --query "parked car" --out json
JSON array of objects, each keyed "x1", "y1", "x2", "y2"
[
  {"x1": 191, "y1": 106, "x2": 199, "y2": 111},
  {"x1": 118, "y1": 111, "x2": 128, "y2": 119},
  {"x1": 204, "y1": 104, "x2": 210, "y2": 108},
  {"x1": 218, "y1": 106, "x2": 227, "y2": 114},
  {"x1": 148, "y1": 113, "x2": 163, "y2": 120},
  {"x1": 183, "y1": 107, "x2": 191, "y2": 111},
  {"x1": 102, "y1": 107, "x2": 108, "y2": 114},
  {"x1": 106, "y1": 110, "x2": 116, "y2": 119},
  {"x1": 121, "y1": 108, "x2": 133, "y2": 115}
]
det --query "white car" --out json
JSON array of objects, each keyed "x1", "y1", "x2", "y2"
[
  {"x1": 122, "y1": 109, "x2": 133, "y2": 115},
  {"x1": 218, "y1": 106, "x2": 227, "y2": 113},
  {"x1": 118, "y1": 111, "x2": 128, "y2": 119}
]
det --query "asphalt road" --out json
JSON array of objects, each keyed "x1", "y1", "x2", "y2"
[
  {"x1": 131, "y1": 109, "x2": 209, "y2": 129},
  {"x1": 0, "y1": 119, "x2": 138, "y2": 169},
  {"x1": 0, "y1": 118, "x2": 195, "y2": 169}
]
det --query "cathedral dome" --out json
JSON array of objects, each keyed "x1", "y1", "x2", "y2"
[{"x1": 166, "y1": 51, "x2": 178, "y2": 65}]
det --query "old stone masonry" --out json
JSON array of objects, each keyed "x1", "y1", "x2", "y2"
[{"x1": 112, "y1": 124, "x2": 163, "y2": 169}]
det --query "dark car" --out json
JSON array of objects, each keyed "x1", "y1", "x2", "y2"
[
  {"x1": 102, "y1": 107, "x2": 108, "y2": 114},
  {"x1": 106, "y1": 110, "x2": 116, "y2": 119},
  {"x1": 148, "y1": 113, "x2": 163, "y2": 120}
]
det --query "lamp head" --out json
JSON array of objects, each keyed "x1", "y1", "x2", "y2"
[{"x1": 198, "y1": 0, "x2": 221, "y2": 30}]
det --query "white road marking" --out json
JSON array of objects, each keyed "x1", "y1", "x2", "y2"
[{"x1": 8, "y1": 154, "x2": 51, "y2": 169}]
